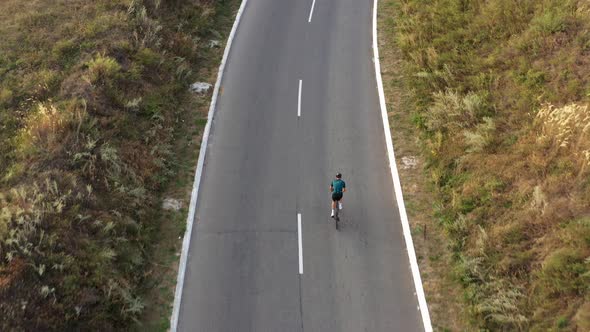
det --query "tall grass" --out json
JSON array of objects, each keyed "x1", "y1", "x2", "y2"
[
  {"x1": 0, "y1": 0, "x2": 234, "y2": 329},
  {"x1": 535, "y1": 103, "x2": 590, "y2": 172},
  {"x1": 86, "y1": 54, "x2": 122, "y2": 84},
  {"x1": 387, "y1": 0, "x2": 590, "y2": 329}
]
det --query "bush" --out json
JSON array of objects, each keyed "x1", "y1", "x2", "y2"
[
  {"x1": 128, "y1": 1, "x2": 163, "y2": 49},
  {"x1": 539, "y1": 247, "x2": 589, "y2": 295},
  {"x1": 531, "y1": 10, "x2": 569, "y2": 34},
  {"x1": 463, "y1": 117, "x2": 495, "y2": 153},
  {"x1": 52, "y1": 39, "x2": 79, "y2": 67},
  {"x1": 0, "y1": 88, "x2": 13, "y2": 107},
  {"x1": 473, "y1": 281, "x2": 528, "y2": 329},
  {"x1": 86, "y1": 54, "x2": 121, "y2": 84},
  {"x1": 425, "y1": 90, "x2": 488, "y2": 133},
  {"x1": 556, "y1": 316, "x2": 568, "y2": 329},
  {"x1": 135, "y1": 47, "x2": 161, "y2": 67},
  {"x1": 17, "y1": 102, "x2": 76, "y2": 157}
]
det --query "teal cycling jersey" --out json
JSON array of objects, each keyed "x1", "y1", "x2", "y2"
[{"x1": 331, "y1": 179, "x2": 346, "y2": 193}]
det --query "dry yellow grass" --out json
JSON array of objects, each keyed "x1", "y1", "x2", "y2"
[
  {"x1": 536, "y1": 103, "x2": 590, "y2": 170},
  {"x1": 380, "y1": 0, "x2": 590, "y2": 330},
  {"x1": 0, "y1": 0, "x2": 238, "y2": 329},
  {"x1": 378, "y1": 1, "x2": 469, "y2": 330}
]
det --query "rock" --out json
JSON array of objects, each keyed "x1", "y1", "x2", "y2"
[
  {"x1": 162, "y1": 198, "x2": 182, "y2": 211},
  {"x1": 208, "y1": 40, "x2": 221, "y2": 48},
  {"x1": 400, "y1": 156, "x2": 418, "y2": 170},
  {"x1": 189, "y1": 82, "x2": 212, "y2": 94}
]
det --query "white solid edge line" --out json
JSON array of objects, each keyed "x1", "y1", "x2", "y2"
[
  {"x1": 298, "y1": 80, "x2": 302, "y2": 117},
  {"x1": 169, "y1": 0, "x2": 249, "y2": 330},
  {"x1": 372, "y1": 0, "x2": 433, "y2": 331},
  {"x1": 297, "y1": 213, "x2": 303, "y2": 274},
  {"x1": 308, "y1": 0, "x2": 316, "y2": 22}
]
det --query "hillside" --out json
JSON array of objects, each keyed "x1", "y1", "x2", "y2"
[
  {"x1": 380, "y1": 0, "x2": 590, "y2": 330},
  {"x1": 0, "y1": 0, "x2": 235, "y2": 329}
]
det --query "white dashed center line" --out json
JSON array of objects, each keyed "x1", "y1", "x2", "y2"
[
  {"x1": 298, "y1": 79, "x2": 302, "y2": 118},
  {"x1": 308, "y1": 0, "x2": 316, "y2": 22},
  {"x1": 297, "y1": 213, "x2": 303, "y2": 274}
]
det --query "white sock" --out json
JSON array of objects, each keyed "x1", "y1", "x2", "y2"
[
  {"x1": 339, "y1": 202, "x2": 343, "y2": 209},
  {"x1": 331, "y1": 209, "x2": 334, "y2": 216}
]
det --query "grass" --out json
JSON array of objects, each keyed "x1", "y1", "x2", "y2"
[
  {"x1": 0, "y1": 0, "x2": 238, "y2": 329},
  {"x1": 378, "y1": 2, "x2": 469, "y2": 330},
  {"x1": 379, "y1": 0, "x2": 590, "y2": 330},
  {"x1": 86, "y1": 54, "x2": 122, "y2": 84}
]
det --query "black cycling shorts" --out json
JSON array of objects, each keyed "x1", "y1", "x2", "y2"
[{"x1": 332, "y1": 192, "x2": 343, "y2": 201}]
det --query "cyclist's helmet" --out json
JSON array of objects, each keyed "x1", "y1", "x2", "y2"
[{"x1": 336, "y1": 172, "x2": 342, "y2": 179}]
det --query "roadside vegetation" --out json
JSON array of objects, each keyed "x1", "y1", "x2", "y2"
[
  {"x1": 0, "y1": 0, "x2": 236, "y2": 330},
  {"x1": 380, "y1": 0, "x2": 590, "y2": 330}
]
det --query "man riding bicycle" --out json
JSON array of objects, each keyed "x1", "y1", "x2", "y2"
[{"x1": 330, "y1": 172, "x2": 346, "y2": 218}]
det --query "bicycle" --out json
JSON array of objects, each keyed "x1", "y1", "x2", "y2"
[{"x1": 333, "y1": 202, "x2": 340, "y2": 230}]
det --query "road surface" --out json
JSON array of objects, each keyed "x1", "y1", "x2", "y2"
[{"x1": 177, "y1": 0, "x2": 425, "y2": 330}]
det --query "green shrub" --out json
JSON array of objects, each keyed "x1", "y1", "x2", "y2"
[
  {"x1": 463, "y1": 117, "x2": 496, "y2": 153},
  {"x1": 517, "y1": 69, "x2": 545, "y2": 89},
  {"x1": 445, "y1": 214, "x2": 470, "y2": 251},
  {"x1": 473, "y1": 280, "x2": 528, "y2": 329},
  {"x1": 16, "y1": 102, "x2": 73, "y2": 157},
  {"x1": 128, "y1": 1, "x2": 163, "y2": 49},
  {"x1": 51, "y1": 39, "x2": 79, "y2": 67},
  {"x1": 37, "y1": 69, "x2": 61, "y2": 92},
  {"x1": 0, "y1": 87, "x2": 13, "y2": 107},
  {"x1": 86, "y1": 54, "x2": 121, "y2": 84},
  {"x1": 136, "y1": 47, "x2": 160, "y2": 67},
  {"x1": 425, "y1": 90, "x2": 488, "y2": 133},
  {"x1": 531, "y1": 10, "x2": 569, "y2": 34},
  {"x1": 556, "y1": 316, "x2": 568, "y2": 329},
  {"x1": 83, "y1": 13, "x2": 125, "y2": 38},
  {"x1": 540, "y1": 247, "x2": 589, "y2": 295}
]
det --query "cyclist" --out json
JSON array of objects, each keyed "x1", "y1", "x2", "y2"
[{"x1": 330, "y1": 172, "x2": 346, "y2": 218}]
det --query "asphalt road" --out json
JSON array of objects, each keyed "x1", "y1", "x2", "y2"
[{"x1": 177, "y1": 0, "x2": 424, "y2": 330}]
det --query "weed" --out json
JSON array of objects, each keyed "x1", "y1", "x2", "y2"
[{"x1": 556, "y1": 316, "x2": 568, "y2": 329}]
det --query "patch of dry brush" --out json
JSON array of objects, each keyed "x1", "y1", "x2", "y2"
[
  {"x1": 386, "y1": 0, "x2": 590, "y2": 330},
  {"x1": 0, "y1": 0, "x2": 232, "y2": 329}
]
